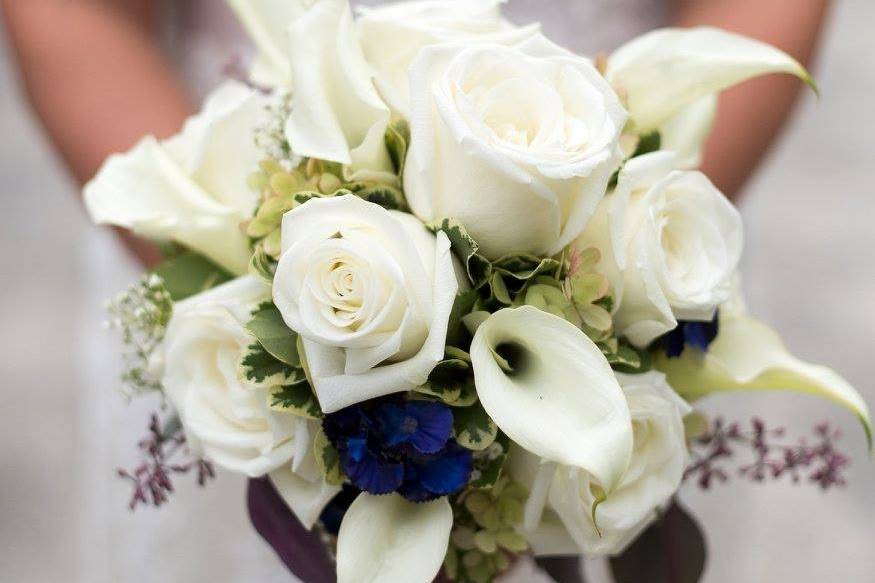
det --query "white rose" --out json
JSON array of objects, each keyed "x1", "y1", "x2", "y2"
[
  {"x1": 85, "y1": 81, "x2": 270, "y2": 275},
  {"x1": 161, "y1": 276, "x2": 311, "y2": 477},
  {"x1": 404, "y1": 34, "x2": 627, "y2": 259},
  {"x1": 512, "y1": 371, "x2": 691, "y2": 557},
  {"x1": 272, "y1": 195, "x2": 460, "y2": 413},
  {"x1": 578, "y1": 151, "x2": 743, "y2": 347},
  {"x1": 356, "y1": 0, "x2": 538, "y2": 115}
]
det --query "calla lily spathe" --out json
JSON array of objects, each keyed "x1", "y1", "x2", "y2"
[
  {"x1": 608, "y1": 27, "x2": 816, "y2": 169},
  {"x1": 654, "y1": 301, "x2": 873, "y2": 448},
  {"x1": 84, "y1": 81, "x2": 269, "y2": 275},
  {"x1": 509, "y1": 371, "x2": 691, "y2": 558},
  {"x1": 607, "y1": 26, "x2": 816, "y2": 134},
  {"x1": 336, "y1": 493, "x2": 453, "y2": 583},
  {"x1": 470, "y1": 306, "x2": 633, "y2": 493}
]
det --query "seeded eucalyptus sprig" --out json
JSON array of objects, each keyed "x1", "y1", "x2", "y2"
[{"x1": 105, "y1": 274, "x2": 173, "y2": 396}]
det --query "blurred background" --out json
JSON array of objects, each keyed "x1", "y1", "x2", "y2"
[{"x1": 1, "y1": 1, "x2": 873, "y2": 582}]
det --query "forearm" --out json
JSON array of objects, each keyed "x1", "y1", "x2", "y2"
[
  {"x1": 1, "y1": 0, "x2": 193, "y2": 182},
  {"x1": 673, "y1": 0, "x2": 832, "y2": 199},
  {"x1": 1, "y1": 0, "x2": 194, "y2": 264}
]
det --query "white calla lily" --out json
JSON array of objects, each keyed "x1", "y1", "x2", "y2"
[
  {"x1": 225, "y1": 0, "x2": 305, "y2": 87},
  {"x1": 654, "y1": 311, "x2": 872, "y2": 448},
  {"x1": 84, "y1": 81, "x2": 269, "y2": 274},
  {"x1": 607, "y1": 27, "x2": 815, "y2": 133},
  {"x1": 284, "y1": 0, "x2": 392, "y2": 174},
  {"x1": 470, "y1": 307, "x2": 633, "y2": 492},
  {"x1": 659, "y1": 94, "x2": 717, "y2": 169},
  {"x1": 336, "y1": 493, "x2": 452, "y2": 583}
]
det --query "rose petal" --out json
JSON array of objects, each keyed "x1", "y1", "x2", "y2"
[{"x1": 655, "y1": 311, "x2": 873, "y2": 448}]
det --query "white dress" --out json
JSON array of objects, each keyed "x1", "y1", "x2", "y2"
[{"x1": 77, "y1": 2, "x2": 666, "y2": 582}]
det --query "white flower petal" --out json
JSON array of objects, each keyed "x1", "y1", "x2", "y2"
[
  {"x1": 608, "y1": 27, "x2": 815, "y2": 132},
  {"x1": 471, "y1": 307, "x2": 632, "y2": 491},
  {"x1": 269, "y1": 466, "x2": 341, "y2": 530},
  {"x1": 655, "y1": 311, "x2": 873, "y2": 447},
  {"x1": 284, "y1": 0, "x2": 391, "y2": 171},
  {"x1": 225, "y1": 0, "x2": 305, "y2": 87},
  {"x1": 356, "y1": 0, "x2": 538, "y2": 116},
  {"x1": 336, "y1": 493, "x2": 452, "y2": 583},
  {"x1": 84, "y1": 82, "x2": 268, "y2": 274},
  {"x1": 659, "y1": 94, "x2": 718, "y2": 169},
  {"x1": 404, "y1": 36, "x2": 626, "y2": 259},
  {"x1": 163, "y1": 277, "x2": 310, "y2": 477},
  {"x1": 300, "y1": 230, "x2": 458, "y2": 413}
]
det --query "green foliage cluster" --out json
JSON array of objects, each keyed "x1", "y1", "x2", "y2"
[
  {"x1": 243, "y1": 118, "x2": 411, "y2": 283},
  {"x1": 444, "y1": 477, "x2": 530, "y2": 583},
  {"x1": 239, "y1": 302, "x2": 321, "y2": 420}
]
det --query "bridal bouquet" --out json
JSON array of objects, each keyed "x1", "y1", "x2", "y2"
[{"x1": 85, "y1": 1, "x2": 871, "y2": 582}]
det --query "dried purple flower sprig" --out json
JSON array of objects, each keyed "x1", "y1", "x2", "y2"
[
  {"x1": 118, "y1": 413, "x2": 215, "y2": 510},
  {"x1": 685, "y1": 417, "x2": 850, "y2": 491}
]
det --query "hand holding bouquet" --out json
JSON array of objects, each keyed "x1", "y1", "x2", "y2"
[{"x1": 88, "y1": 2, "x2": 870, "y2": 582}]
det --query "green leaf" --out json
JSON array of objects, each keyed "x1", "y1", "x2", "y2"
[
  {"x1": 151, "y1": 252, "x2": 233, "y2": 301},
  {"x1": 446, "y1": 290, "x2": 479, "y2": 348},
  {"x1": 427, "y1": 218, "x2": 492, "y2": 289},
  {"x1": 610, "y1": 502, "x2": 706, "y2": 583},
  {"x1": 239, "y1": 342, "x2": 298, "y2": 387},
  {"x1": 416, "y1": 354, "x2": 479, "y2": 407},
  {"x1": 248, "y1": 242, "x2": 277, "y2": 284},
  {"x1": 313, "y1": 427, "x2": 345, "y2": 486},
  {"x1": 489, "y1": 272, "x2": 512, "y2": 306},
  {"x1": 269, "y1": 379, "x2": 322, "y2": 419},
  {"x1": 247, "y1": 192, "x2": 297, "y2": 238},
  {"x1": 416, "y1": 358, "x2": 469, "y2": 404},
  {"x1": 632, "y1": 130, "x2": 662, "y2": 158},
  {"x1": 384, "y1": 116, "x2": 410, "y2": 175},
  {"x1": 493, "y1": 255, "x2": 562, "y2": 291},
  {"x1": 454, "y1": 404, "x2": 498, "y2": 451},
  {"x1": 246, "y1": 303, "x2": 300, "y2": 366},
  {"x1": 293, "y1": 190, "x2": 329, "y2": 206},
  {"x1": 470, "y1": 433, "x2": 510, "y2": 489},
  {"x1": 345, "y1": 182, "x2": 408, "y2": 211},
  {"x1": 603, "y1": 340, "x2": 652, "y2": 374}
]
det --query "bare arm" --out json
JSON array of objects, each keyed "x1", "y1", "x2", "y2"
[
  {"x1": 1, "y1": 0, "x2": 195, "y2": 264},
  {"x1": 673, "y1": 0, "x2": 832, "y2": 200}
]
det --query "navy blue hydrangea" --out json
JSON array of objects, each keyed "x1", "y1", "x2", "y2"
[
  {"x1": 322, "y1": 398, "x2": 473, "y2": 502},
  {"x1": 660, "y1": 312, "x2": 720, "y2": 358}
]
